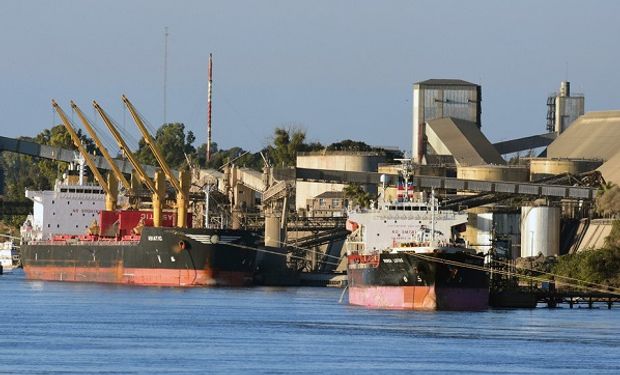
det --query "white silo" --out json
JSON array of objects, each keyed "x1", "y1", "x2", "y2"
[{"x1": 520, "y1": 206, "x2": 561, "y2": 257}]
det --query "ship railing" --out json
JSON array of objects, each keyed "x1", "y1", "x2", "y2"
[{"x1": 29, "y1": 238, "x2": 140, "y2": 246}]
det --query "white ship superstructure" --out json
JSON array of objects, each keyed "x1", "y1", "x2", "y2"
[
  {"x1": 21, "y1": 180, "x2": 105, "y2": 241},
  {"x1": 346, "y1": 198, "x2": 468, "y2": 254},
  {"x1": 21, "y1": 157, "x2": 108, "y2": 241}
]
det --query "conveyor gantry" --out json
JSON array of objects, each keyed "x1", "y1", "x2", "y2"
[
  {"x1": 0, "y1": 135, "x2": 162, "y2": 177},
  {"x1": 295, "y1": 167, "x2": 598, "y2": 200}
]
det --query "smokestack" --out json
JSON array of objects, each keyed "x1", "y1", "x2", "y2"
[{"x1": 207, "y1": 53, "x2": 213, "y2": 162}]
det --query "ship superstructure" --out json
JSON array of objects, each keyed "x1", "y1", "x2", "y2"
[{"x1": 21, "y1": 159, "x2": 106, "y2": 242}]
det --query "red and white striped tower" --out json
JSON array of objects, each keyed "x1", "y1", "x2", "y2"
[{"x1": 207, "y1": 53, "x2": 213, "y2": 162}]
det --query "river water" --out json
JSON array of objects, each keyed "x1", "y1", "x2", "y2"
[{"x1": 1, "y1": 269, "x2": 619, "y2": 374}]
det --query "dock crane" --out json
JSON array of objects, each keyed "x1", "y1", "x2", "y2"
[
  {"x1": 122, "y1": 95, "x2": 191, "y2": 228},
  {"x1": 92, "y1": 101, "x2": 166, "y2": 227},
  {"x1": 52, "y1": 100, "x2": 118, "y2": 211},
  {"x1": 70, "y1": 101, "x2": 135, "y2": 198}
]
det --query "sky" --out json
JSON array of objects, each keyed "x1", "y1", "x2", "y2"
[{"x1": 1, "y1": 0, "x2": 619, "y2": 154}]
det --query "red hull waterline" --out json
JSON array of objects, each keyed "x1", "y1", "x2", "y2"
[
  {"x1": 349, "y1": 286, "x2": 489, "y2": 311},
  {"x1": 23, "y1": 265, "x2": 253, "y2": 287}
]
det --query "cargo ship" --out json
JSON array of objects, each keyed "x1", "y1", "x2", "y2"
[
  {"x1": 19, "y1": 169, "x2": 259, "y2": 287},
  {"x1": 345, "y1": 164, "x2": 489, "y2": 310}
]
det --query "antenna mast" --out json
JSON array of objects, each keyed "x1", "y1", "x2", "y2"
[
  {"x1": 163, "y1": 26, "x2": 169, "y2": 125},
  {"x1": 207, "y1": 53, "x2": 213, "y2": 162}
]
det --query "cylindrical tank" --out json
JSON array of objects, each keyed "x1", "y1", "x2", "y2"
[
  {"x1": 457, "y1": 165, "x2": 529, "y2": 182},
  {"x1": 295, "y1": 151, "x2": 385, "y2": 210},
  {"x1": 462, "y1": 208, "x2": 489, "y2": 253},
  {"x1": 529, "y1": 158, "x2": 602, "y2": 181},
  {"x1": 520, "y1": 206, "x2": 560, "y2": 258}
]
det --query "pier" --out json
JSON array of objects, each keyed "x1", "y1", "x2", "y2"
[{"x1": 536, "y1": 290, "x2": 619, "y2": 309}]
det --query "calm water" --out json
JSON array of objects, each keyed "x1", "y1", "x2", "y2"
[{"x1": 1, "y1": 269, "x2": 619, "y2": 374}]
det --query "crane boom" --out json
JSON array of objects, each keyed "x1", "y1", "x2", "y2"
[
  {"x1": 122, "y1": 95, "x2": 182, "y2": 192},
  {"x1": 71, "y1": 101, "x2": 133, "y2": 195},
  {"x1": 52, "y1": 100, "x2": 116, "y2": 211},
  {"x1": 93, "y1": 100, "x2": 165, "y2": 227},
  {"x1": 92, "y1": 101, "x2": 157, "y2": 194},
  {"x1": 122, "y1": 95, "x2": 190, "y2": 228}
]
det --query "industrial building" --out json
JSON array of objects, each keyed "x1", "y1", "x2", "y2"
[
  {"x1": 412, "y1": 79, "x2": 482, "y2": 164},
  {"x1": 546, "y1": 81, "x2": 585, "y2": 133}
]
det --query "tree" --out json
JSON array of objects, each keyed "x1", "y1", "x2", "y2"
[
  {"x1": 327, "y1": 139, "x2": 373, "y2": 152},
  {"x1": 343, "y1": 183, "x2": 372, "y2": 209},
  {"x1": 265, "y1": 126, "x2": 324, "y2": 167},
  {"x1": 136, "y1": 123, "x2": 196, "y2": 170}
]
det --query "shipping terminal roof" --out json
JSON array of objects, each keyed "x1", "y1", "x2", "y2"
[
  {"x1": 547, "y1": 111, "x2": 620, "y2": 161},
  {"x1": 597, "y1": 151, "x2": 620, "y2": 185}
]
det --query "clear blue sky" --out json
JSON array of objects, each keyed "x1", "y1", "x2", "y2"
[{"x1": 1, "y1": 0, "x2": 619, "y2": 153}]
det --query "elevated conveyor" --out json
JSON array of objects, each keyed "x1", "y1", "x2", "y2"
[
  {"x1": 296, "y1": 167, "x2": 598, "y2": 200},
  {"x1": 0, "y1": 135, "x2": 161, "y2": 177}
]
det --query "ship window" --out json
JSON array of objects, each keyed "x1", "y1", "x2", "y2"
[
  {"x1": 76, "y1": 189, "x2": 84, "y2": 194},
  {"x1": 57, "y1": 224, "x2": 60, "y2": 228},
  {"x1": 82, "y1": 213, "x2": 85, "y2": 216},
  {"x1": 76, "y1": 225, "x2": 78, "y2": 228},
  {"x1": 377, "y1": 233, "x2": 380, "y2": 236},
  {"x1": 80, "y1": 201, "x2": 83, "y2": 205},
  {"x1": 70, "y1": 213, "x2": 72, "y2": 216},
  {"x1": 67, "y1": 201, "x2": 70, "y2": 205},
  {"x1": 69, "y1": 189, "x2": 76, "y2": 193},
  {"x1": 53, "y1": 212, "x2": 55, "y2": 215},
  {"x1": 92, "y1": 202, "x2": 95, "y2": 205},
  {"x1": 60, "y1": 189, "x2": 67, "y2": 193},
  {"x1": 47, "y1": 224, "x2": 50, "y2": 228},
  {"x1": 52, "y1": 200, "x2": 55, "y2": 204}
]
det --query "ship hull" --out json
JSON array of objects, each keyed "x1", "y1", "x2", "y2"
[
  {"x1": 21, "y1": 227, "x2": 260, "y2": 287},
  {"x1": 347, "y1": 252, "x2": 489, "y2": 310}
]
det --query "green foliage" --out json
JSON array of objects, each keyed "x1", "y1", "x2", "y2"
[
  {"x1": 136, "y1": 123, "x2": 196, "y2": 170},
  {"x1": 196, "y1": 143, "x2": 263, "y2": 171},
  {"x1": 553, "y1": 246, "x2": 620, "y2": 287},
  {"x1": 325, "y1": 139, "x2": 403, "y2": 162},
  {"x1": 268, "y1": 127, "x2": 309, "y2": 167},
  {"x1": 343, "y1": 183, "x2": 372, "y2": 209},
  {"x1": 326, "y1": 139, "x2": 373, "y2": 152},
  {"x1": 553, "y1": 222, "x2": 620, "y2": 287},
  {"x1": 605, "y1": 220, "x2": 620, "y2": 249}
]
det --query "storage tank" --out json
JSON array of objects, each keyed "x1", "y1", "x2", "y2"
[
  {"x1": 457, "y1": 165, "x2": 529, "y2": 182},
  {"x1": 295, "y1": 151, "x2": 385, "y2": 211},
  {"x1": 529, "y1": 158, "x2": 602, "y2": 181},
  {"x1": 520, "y1": 206, "x2": 560, "y2": 257},
  {"x1": 462, "y1": 210, "x2": 520, "y2": 256}
]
